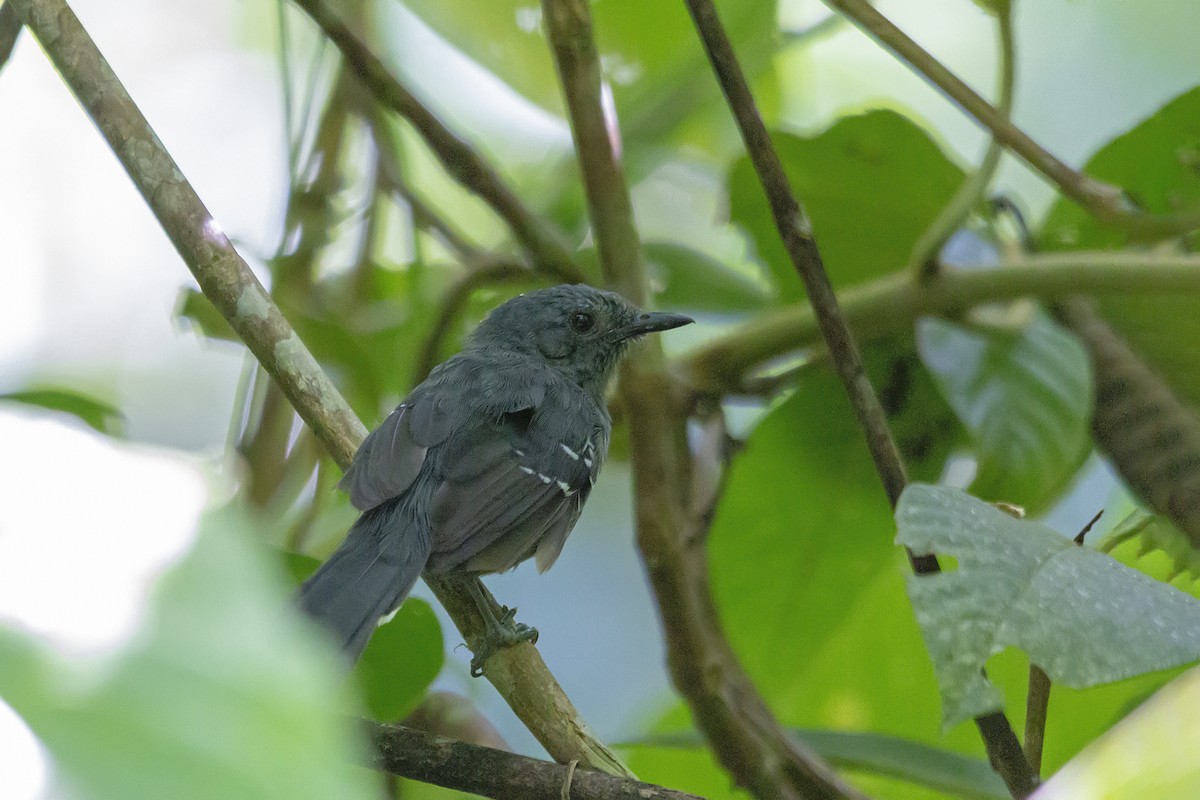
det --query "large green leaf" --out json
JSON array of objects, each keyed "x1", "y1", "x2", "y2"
[
  {"x1": 395, "y1": 0, "x2": 777, "y2": 147},
  {"x1": 727, "y1": 110, "x2": 965, "y2": 300},
  {"x1": 916, "y1": 312, "x2": 1092, "y2": 511},
  {"x1": 1037, "y1": 665, "x2": 1200, "y2": 800},
  {"x1": 1040, "y1": 84, "x2": 1200, "y2": 406},
  {"x1": 897, "y1": 483, "x2": 1200, "y2": 729},
  {"x1": 0, "y1": 509, "x2": 378, "y2": 800},
  {"x1": 706, "y1": 361, "x2": 917, "y2": 702}
]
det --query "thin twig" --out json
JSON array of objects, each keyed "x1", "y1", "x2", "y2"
[
  {"x1": 683, "y1": 253, "x2": 1200, "y2": 395},
  {"x1": 909, "y1": 1, "x2": 1015, "y2": 278},
  {"x1": 290, "y1": 0, "x2": 585, "y2": 284},
  {"x1": 542, "y1": 1, "x2": 862, "y2": 798},
  {"x1": 683, "y1": 1, "x2": 1038, "y2": 796},
  {"x1": 820, "y1": 0, "x2": 1200, "y2": 239},
  {"x1": 1023, "y1": 666, "x2": 1049, "y2": 778},
  {"x1": 367, "y1": 110, "x2": 486, "y2": 263},
  {"x1": 1024, "y1": 507, "x2": 1099, "y2": 776},
  {"x1": 13, "y1": 0, "x2": 631, "y2": 778},
  {"x1": 366, "y1": 721, "x2": 702, "y2": 800}
]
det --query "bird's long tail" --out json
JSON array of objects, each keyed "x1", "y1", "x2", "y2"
[{"x1": 298, "y1": 497, "x2": 432, "y2": 662}]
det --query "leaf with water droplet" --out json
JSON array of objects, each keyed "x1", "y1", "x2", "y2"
[{"x1": 897, "y1": 483, "x2": 1200, "y2": 729}]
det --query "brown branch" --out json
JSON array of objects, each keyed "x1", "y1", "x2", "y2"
[
  {"x1": 820, "y1": 0, "x2": 1200, "y2": 239},
  {"x1": 290, "y1": 0, "x2": 586, "y2": 284},
  {"x1": 683, "y1": 1, "x2": 1038, "y2": 797},
  {"x1": 542, "y1": 2, "x2": 861, "y2": 799},
  {"x1": 367, "y1": 721, "x2": 703, "y2": 800},
  {"x1": 12, "y1": 0, "x2": 630, "y2": 779}
]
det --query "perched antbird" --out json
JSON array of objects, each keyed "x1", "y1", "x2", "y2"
[{"x1": 299, "y1": 284, "x2": 692, "y2": 673}]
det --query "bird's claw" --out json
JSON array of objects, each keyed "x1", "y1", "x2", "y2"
[{"x1": 469, "y1": 607, "x2": 539, "y2": 677}]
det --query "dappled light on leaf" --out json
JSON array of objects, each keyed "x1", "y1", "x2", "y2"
[{"x1": 897, "y1": 484, "x2": 1200, "y2": 729}]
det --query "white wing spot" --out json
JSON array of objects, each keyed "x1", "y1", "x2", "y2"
[
  {"x1": 583, "y1": 458, "x2": 594, "y2": 469},
  {"x1": 514, "y1": 449, "x2": 526, "y2": 457},
  {"x1": 519, "y1": 466, "x2": 536, "y2": 475},
  {"x1": 559, "y1": 443, "x2": 580, "y2": 460},
  {"x1": 537, "y1": 473, "x2": 553, "y2": 484},
  {"x1": 556, "y1": 480, "x2": 571, "y2": 492}
]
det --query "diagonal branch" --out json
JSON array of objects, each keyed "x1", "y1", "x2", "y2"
[
  {"x1": 541, "y1": 1, "x2": 862, "y2": 798},
  {"x1": 290, "y1": 0, "x2": 586, "y2": 284},
  {"x1": 820, "y1": 0, "x2": 1200, "y2": 239},
  {"x1": 11, "y1": 0, "x2": 629, "y2": 779},
  {"x1": 683, "y1": 0, "x2": 1038, "y2": 796}
]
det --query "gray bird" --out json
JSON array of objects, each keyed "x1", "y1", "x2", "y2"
[{"x1": 299, "y1": 284, "x2": 692, "y2": 674}]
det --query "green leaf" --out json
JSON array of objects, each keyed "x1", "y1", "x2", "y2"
[
  {"x1": 1036, "y1": 665, "x2": 1200, "y2": 800},
  {"x1": 897, "y1": 483, "x2": 1200, "y2": 729},
  {"x1": 631, "y1": 728, "x2": 1008, "y2": 800},
  {"x1": 0, "y1": 388, "x2": 124, "y2": 435},
  {"x1": 357, "y1": 599, "x2": 444, "y2": 722},
  {"x1": 728, "y1": 110, "x2": 965, "y2": 300},
  {"x1": 277, "y1": 552, "x2": 445, "y2": 722},
  {"x1": 1040, "y1": 84, "x2": 1200, "y2": 407},
  {"x1": 916, "y1": 311, "x2": 1092, "y2": 510},
  {"x1": 395, "y1": 0, "x2": 777, "y2": 147},
  {"x1": 175, "y1": 287, "x2": 239, "y2": 342},
  {"x1": 707, "y1": 367, "x2": 907, "y2": 701},
  {"x1": 0, "y1": 508, "x2": 378, "y2": 800}
]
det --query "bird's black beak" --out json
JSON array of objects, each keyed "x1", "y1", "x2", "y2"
[{"x1": 618, "y1": 311, "x2": 694, "y2": 340}]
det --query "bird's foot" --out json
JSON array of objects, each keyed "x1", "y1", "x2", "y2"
[{"x1": 469, "y1": 606, "x2": 539, "y2": 677}]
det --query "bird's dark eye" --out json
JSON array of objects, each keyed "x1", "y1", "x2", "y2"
[{"x1": 569, "y1": 311, "x2": 595, "y2": 333}]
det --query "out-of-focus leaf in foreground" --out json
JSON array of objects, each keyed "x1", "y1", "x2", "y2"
[
  {"x1": 1036, "y1": 665, "x2": 1200, "y2": 800},
  {"x1": 280, "y1": 552, "x2": 444, "y2": 724},
  {"x1": 897, "y1": 484, "x2": 1200, "y2": 729},
  {"x1": 0, "y1": 509, "x2": 378, "y2": 800},
  {"x1": 0, "y1": 388, "x2": 124, "y2": 436}
]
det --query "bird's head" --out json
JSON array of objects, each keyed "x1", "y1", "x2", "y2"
[{"x1": 469, "y1": 284, "x2": 693, "y2": 391}]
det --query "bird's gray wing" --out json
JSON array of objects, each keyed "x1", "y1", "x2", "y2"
[
  {"x1": 426, "y1": 411, "x2": 604, "y2": 575},
  {"x1": 338, "y1": 388, "x2": 456, "y2": 512}
]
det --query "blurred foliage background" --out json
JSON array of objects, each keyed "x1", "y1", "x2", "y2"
[{"x1": 4, "y1": 0, "x2": 1200, "y2": 798}]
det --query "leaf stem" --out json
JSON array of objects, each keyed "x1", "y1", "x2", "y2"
[
  {"x1": 1023, "y1": 666, "x2": 1050, "y2": 778},
  {"x1": 908, "y1": 1, "x2": 1015, "y2": 277}
]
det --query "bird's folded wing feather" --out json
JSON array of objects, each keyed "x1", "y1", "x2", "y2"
[{"x1": 427, "y1": 410, "x2": 604, "y2": 574}]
